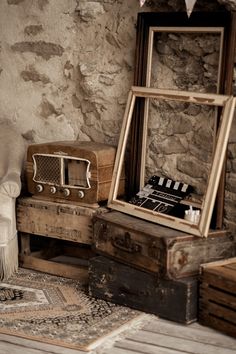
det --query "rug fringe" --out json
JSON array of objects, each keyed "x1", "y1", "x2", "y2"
[{"x1": 0, "y1": 234, "x2": 18, "y2": 280}]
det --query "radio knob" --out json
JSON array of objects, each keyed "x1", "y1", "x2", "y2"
[
  {"x1": 63, "y1": 188, "x2": 70, "y2": 197},
  {"x1": 78, "y1": 190, "x2": 84, "y2": 199},
  {"x1": 50, "y1": 186, "x2": 57, "y2": 194},
  {"x1": 36, "y1": 184, "x2": 43, "y2": 192}
]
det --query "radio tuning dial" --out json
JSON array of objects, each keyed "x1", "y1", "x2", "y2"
[
  {"x1": 78, "y1": 190, "x2": 84, "y2": 199},
  {"x1": 36, "y1": 184, "x2": 43, "y2": 192},
  {"x1": 50, "y1": 186, "x2": 57, "y2": 194},
  {"x1": 63, "y1": 188, "x2": 70, "y2": 197}
]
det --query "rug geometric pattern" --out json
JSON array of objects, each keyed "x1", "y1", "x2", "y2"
[{"x1": 0, "y1": 268, "x2": 141, "y2": 351}]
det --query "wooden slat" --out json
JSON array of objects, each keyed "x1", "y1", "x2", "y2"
[
  {"x1": 143, "y1": 317, "x2": 236, "y2": 349},
  {"x1": 199, "y1": 300, "x2": 236, "y2": 325},
  {"x1": 199, "y1": 314, "x2": 236, "y2": 339},
  {"x1": 200, "y1": 273, "x2": 236, "y2": 293},
  {"x1": 200, "y1": 284, "x2": 236, "y2": 309},
  {"x1": 102, "y1": 348, "x2": 139, "y2": 354},
  {"x1": 0, "y1": 333, "x2": 85, "y2": 354},
  {"x1": 224, "y1": 263, "x2": 236, "y2": 271},
  {"x1": 204, "y1": 266, "x2": 236, "y2": 282},
  {"x1": 19, "y1": 255, "x2": 88, "y2": 283},
  {"x1": 201, "y1": 257, "x2": 236, "y2": 269},
  {"x1": 125, "y1": 330, "x2": 236, "y2": 354},
  {"x1": 114, "y1": 339, "x2": 183, "y2": 354}
]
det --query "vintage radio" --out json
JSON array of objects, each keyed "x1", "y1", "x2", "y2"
[{"x1": 26, "y1": 141, "x2": 124, "y2": 205}]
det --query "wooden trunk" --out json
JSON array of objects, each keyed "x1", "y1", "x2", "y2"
[
  {"x1": 17, "y1": 196, "x2": 108, "y2": 245},
  {"x1": 93, "y1": 211, "x2": 235, "y2": 279},
  {"x1": 26, "y1": 141, "x2": 125, "y2": 204},
  {"x1": 16, "y1": 196, "x2": 107, "y2": 280},
  {"x1": 199, "y1": 257, "x2": 236, "y2": 338},
  {"x1": 89, "y1": 256, "x2": 198, "y2": 324}
]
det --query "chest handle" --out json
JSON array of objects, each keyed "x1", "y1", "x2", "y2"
[{"x1": 112, "y1": 232, "x2": 142, "y2": 254}]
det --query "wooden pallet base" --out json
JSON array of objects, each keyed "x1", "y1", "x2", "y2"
[{"x1": 19, "y1": 232, "x2": 96, "y2": 282}]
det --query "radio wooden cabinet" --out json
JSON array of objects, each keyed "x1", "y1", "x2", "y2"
[{"x1": 26, "y1": 141, "x2": 125, "y2": 205}]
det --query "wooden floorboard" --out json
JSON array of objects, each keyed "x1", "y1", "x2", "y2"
[
  {"x1": 0, "y1": 316, "x2": 236, "y2": 354},
  {"x1": 124, "y1": 330, "x2": 236, "y2": 354},
  {"x1": 142, "y1": 317, "x2": 236, "y2": 350},
  {"x1": 0, "y1": 333, "x2": 87, "y2": 354}
]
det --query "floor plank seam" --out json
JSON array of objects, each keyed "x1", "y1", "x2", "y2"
[{"x1": 140, "y1": 327, "x2": 235, "y2": 350}]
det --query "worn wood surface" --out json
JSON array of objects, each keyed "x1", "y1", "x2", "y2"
[
  {"x1": 89, "y1": 256, "x2": 198, "y2": 324},
  {"x1": 0, "y1": 314, "x2": 236, "y2": 354},
  {"x1": 93, "y1": 211, "x2": 235, "y2": 279},
  {"x1": 26, "y1": 141, "x2": 124, "y2": 204},
  {"x1": 199, "y1": 257, "x2": 236, "y2": 338},
  {"x1": 17, "y1": 196, "x2": 108, "y2": 244}
]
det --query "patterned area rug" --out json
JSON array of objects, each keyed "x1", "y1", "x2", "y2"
[{"x1": 0, "y1": 268, "x2": 141, "y2": 351}]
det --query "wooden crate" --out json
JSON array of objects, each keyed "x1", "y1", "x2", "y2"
[
  {"x1": 17, "y1": 196, "x2": 108, "y2": 245},
  {"x1": 93, "y1": 211, "x2": 235, "y2": 279},
  {"x1": 199, "y1": 257, "x2": 236, "y2": 338},
  {"x1": 16, "y1": 196, "x2": 108, "y2": 280},
  {"x1": 89, "y1": 256, "x2": 198, "y2": 324}
]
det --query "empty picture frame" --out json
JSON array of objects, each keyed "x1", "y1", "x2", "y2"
[
  {"x1": 146, "y1": 27, "x2": 224, "y2": 92},
  {"x1": 130, "y1": 12, "x2": 236, "y2": 229},
  {"x1": 108, "y1": 86, "x2": 236, "y2": 237}
]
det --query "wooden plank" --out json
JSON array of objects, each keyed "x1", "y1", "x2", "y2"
[
  {"x1": 0, "y1": 333, "x2": 85, "y2": 354},
  {"x1": 200, "y1": 284, "x2": 236, "y2": 309},
  {"x1": 225, "y1": 263, "x2": 236, "y2": 271},
  {"x1": 200, "y1": 273, "x2": 236, "y2": 293},
  {"x1": 143, "y1": 317, "x2": 236, "y2": 349},
  {"x1": 199, "y1": 301, "x2": 236, "y2": 325},
  {"x1": 199, "y1": 314, "x2": 236, "y2": 339},
  {"x1": 102, "y1": 348, "x2": 139, "y2": 354},
  {"x1": 0, "y1": 342, "x2": 49, "y2": 354},
  {"x1": 201, "y1": 257, "x2": 236, "y2": 269},
  {"x1": 131, "y1": 86, "x2": 230, "y2": 106},
  {"x1": 125, "y1": 330, "x2": 236, "y2": 354},
  {"x1": 19, "y1": 255, "x2": 88, "y2": 283},
  {"x1": 202, "y1": 266, "x2": 236, "y2": 283},
  {"x1": 114, "y1": 339, "x2": 183, "y2": 354}
]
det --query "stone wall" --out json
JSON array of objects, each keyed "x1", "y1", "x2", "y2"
[{"x1": 0, "y1": 0, "x2": 236, "y2": 232}]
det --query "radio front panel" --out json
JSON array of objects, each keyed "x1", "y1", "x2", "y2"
[
  {"x1": 33, "y1": 154, "x2": 91, "y2": 189},
  {"x1": 26, "y1": 141, "x2": 124, "y2": 204}
]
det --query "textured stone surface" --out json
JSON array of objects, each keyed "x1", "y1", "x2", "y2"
[{"x1": 0, "y1": 0, "x2": 235, "y2": 232}]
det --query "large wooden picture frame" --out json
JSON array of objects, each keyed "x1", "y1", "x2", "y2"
[
  {"x1": 145, "y1": 26, "x2": 224, "y2": 92},
  {"x1": 130, "y1": 12, "x2": 236, "y2": 229},
  {"x1": 108, "y1": 86, "x2": 235, "y2": 237}
]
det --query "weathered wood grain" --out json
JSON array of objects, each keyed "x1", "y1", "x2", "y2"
[
  {"x1": 199, "y1": 258, "x2": 236, "y2": 338},
  {"x1": 93, "y1": 211, "x2": 235, "y2": 279},
  {"x1": 17, "y1": 197, "x2": 108, "y2": 245},
  {"x1": 89, "y1": 256, "x2": 197, "y2": 324}
]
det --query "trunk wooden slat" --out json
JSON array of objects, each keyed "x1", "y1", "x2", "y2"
[
  {"x1": 89, "y1": 256, "x2": 198, "y2": 324},
  {"x1": 199, "y1": 257, "x2": 236, "y2": 338},
  {"x1": 93, "y1": 211, "x2": 235, "y2": 279}
]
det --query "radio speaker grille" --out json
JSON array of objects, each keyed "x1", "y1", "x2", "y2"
[{"x1": 34, "y1": 155, "x2": 61, "y2": 184}]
